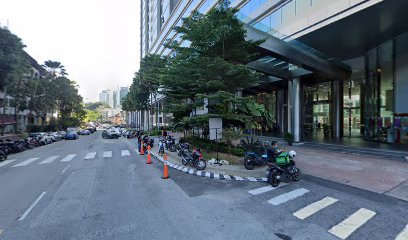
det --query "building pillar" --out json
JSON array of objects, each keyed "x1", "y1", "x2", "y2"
[
  {"x1": 288, "y1": 78, "x2": 301, "y2": 142},
  {"x1": 331, "y1": 80, "x2": 344, "y2": 138},
  {"x1": 276, "y1": 90, "x2": 285, "y2": 135}
]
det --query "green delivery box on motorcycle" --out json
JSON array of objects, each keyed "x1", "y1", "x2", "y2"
[{"x1": 275, "y1": 152, "x2": 290, "y2": 165}]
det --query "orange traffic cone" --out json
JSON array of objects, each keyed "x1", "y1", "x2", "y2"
[
  {"x1": 140, "y1": 143, "x2": 145, "y2": 155},
  {"x1": 161, "y1": 153, "x2": 169, "y2": 179},
  {"x1": 146, "y1": 145, "x2": 152, "y2": 164}
]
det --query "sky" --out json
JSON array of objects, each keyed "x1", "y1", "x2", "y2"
[{"x1": 0, "y1": 0, "x2": 140, "y2": 102}]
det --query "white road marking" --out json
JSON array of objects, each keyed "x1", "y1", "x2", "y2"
[
  {"x1": 84, "y1": 152, "x2": 96, "y2": 160},
  {"x1": 103, "y1": 151, "x2": 112, "y2": 158},
  {"x1": 247, "y1": 177, "x2": 257, "y2": 182},
  {"x1": 396, "y1": 224, "x2": 408, "y2": 240},
  {"x1": 61, "y1": 164, "x2": 71, "y2": 174},
  {"x1": 12, "y1": 158, "x2": 39, "y2": 167},
  {"x1": 0, "y1": 159, "x2": 16, "y2": 168},
  {"x1": 18, "y1": 192, "x2": 46, "y2": 221},
  {"x1": 205, "y1": 172, "x2": 210, "y2": 177},
  {"x1": 224, "y1": 175, "x2": 231, "y2": 180},
  {"x1": 267, "y1": 188, "x2": 310, "y2": 206},
  {"x1": 196, "y1": 170, "x2": 202, "y2": 175},
  {"x1": 293, "y1": 196, "x2": 338, "y2": 220},
  {"x1": 60, "y1": 154, "x2": 76, "y2": 162},
  {"x1": 328, "y1": 208, "x2": 376, "y2": 239},
  {"x1": 188, "y1": 169, "x2": 194, "y2": 174},
  {"x1": 214, "y1": 173, "x2": 219, "y2": 179},
  {"x1": 39, "y1": 156, "x2": 59, "y2": 165},
  {"x1": 121, "y1": 150, "x2": 130, "y2": 156},
  {"x1": 0, "y1": 229, "x2": 3, "y2": 235},
  {"x1": 234, "y1": 176, "x2": 244, "y2": 181},
  {"x1": 248, "y1": 184, "x2": 286, "y2": 195}
]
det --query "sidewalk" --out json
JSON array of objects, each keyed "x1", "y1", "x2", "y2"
[{"x1": 151, "y1": 134, "x2": 408, "y2": 201}]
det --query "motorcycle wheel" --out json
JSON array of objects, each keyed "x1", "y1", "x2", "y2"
[
  {"x1": 244, "y1": 157, "x2": 255, "y2": 170},
  {"x1": 181, "y1": 157, "x2": 188, "y2": 166},
  {"x1": 177, "y1": 150, "x2": 182, "y2": 157},
  {"x1": 169, "y1": 145, "x2": 176, "y2": 152},
  {"x1": 292, "y1": 167, "x2": 301, "y2": 181},
  {"x1": 196, "y1": 160, "x2": 206, "y2": 170},
  {"x1": 268, "y1": 171, "x2": 280, "y2": 187}
]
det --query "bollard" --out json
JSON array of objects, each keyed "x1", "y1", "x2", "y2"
[
  {"x1": 146, "y1": 145, "x2": 152, "y2": 164},
  {"x1": 161, "y1": 153, "x2": 169, "y2": 179}
]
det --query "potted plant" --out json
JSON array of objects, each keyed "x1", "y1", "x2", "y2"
[{"x1": 284, "y1": 132, "x2": 293, "y2": 146}]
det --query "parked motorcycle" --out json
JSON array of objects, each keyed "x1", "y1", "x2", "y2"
[
  {"x1": 243, "y1": 150, "x2": 268, "y2": 170},
  {"x1": 165, "y1": 136, "x2": 176, "y2": 152},
  {"x1": 181, "y1": 148, "x2": 206, "y2": 170},
  {"x1": 0, "y1": 147, "x2": 7, "y2": 161},
  {"x1": 177, "y1": 143, "x2": 189, "y2": 157},
  {"x1": 267, "y1": 150, "x2": 301, "y2": 187}
]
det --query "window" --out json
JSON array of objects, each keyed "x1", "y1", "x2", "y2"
[{"x1": 253, "y1": 9, "x2": 282, "y2": 32}]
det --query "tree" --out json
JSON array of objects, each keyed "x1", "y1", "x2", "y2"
[
  {"x1": 160, "y1": 0, "x2": 264, "y2": 130},
  {"x1": 43, "y1": 60, "x2": 67, "y2": 77},
  {"x1": 0, "y1": 27, "x2": 31, "y2": 134}
]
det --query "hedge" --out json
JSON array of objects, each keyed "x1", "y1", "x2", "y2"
[{"x1": 179, "y1": 136, "x2": 245, "y2": 157}]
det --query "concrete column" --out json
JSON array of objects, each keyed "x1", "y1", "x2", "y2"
[
  {"x1": 331, "y1": 80, "x2": 344, "y2": 138},
  {"x1": 288, "y1": 78, "x2": 301, "y2": 142},
  {"x1": 276, "y1": 90, "x2": 285, "y2": 135}
]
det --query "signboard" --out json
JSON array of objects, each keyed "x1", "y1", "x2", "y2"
[{"x1": 209, "y1": 118, "x2": 222, "y2": 140}]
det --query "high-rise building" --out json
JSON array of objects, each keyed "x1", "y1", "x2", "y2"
[
  {"x1": 99, "y1": 90, "x2": 114, "y2": 108},
  {"x1": 137, "y1": 0, "x2": 408, "y2": 146}
]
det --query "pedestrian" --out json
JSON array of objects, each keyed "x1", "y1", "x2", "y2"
[
  {"x1": 137, "y1": 134, "x2": 142, "y2": 152},
  {"x1": 162, "y1": 129, "x2": 167, "y2": 138}
]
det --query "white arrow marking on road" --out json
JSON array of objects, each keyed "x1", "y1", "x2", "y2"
[
  {"x1": 0, "y1": 229, "x2": 3, "y2": 235},
  {"x1": 0, "y1": 159, "x2": 16, "y2": 168},
  {"x1": 103, "y1": 151, "x2": 112, "y2": 158},
  {"x1": 267, "y1": 188, "x2": 310, "y2": 206},
  {"x1": 121, "y1": 150, "x2": 130, "y2": 156},
  {"x1": 328, "y1": 208, "x2": 376, "y2": 239},
  {"x1": 39, "y1": 156, "x2": 59, "y2": 164},
  {"x1": 18, "y1": 191, "x2": 46, "y2": 221},
  {"x1": 60, "y1": 154, "x2": 76, "y2": 162},
  {"x1": 293, "y1": 196, "x2": 338, "y2": 220},
  {"x1": 248, "y1": 184, "x2": 287, "y2": 195},
  {"x1": 84, "y1": 152, "x2": 96, "y2": 160},
  {"x1": 396, "y1": 224, "x2": 408, "y2": 240},
  {"x1": 12, "y1": 158, "x2": 39, "y2": 167}
]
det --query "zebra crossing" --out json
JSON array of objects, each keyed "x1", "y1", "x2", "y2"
[
  {"x1": 247, "y1": 184, "x2": 408, "y2": 239},
  {"x1": 0, "y1": 150, "x2": 134, "y2": 169}
]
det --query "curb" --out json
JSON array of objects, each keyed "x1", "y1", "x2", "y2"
[{"x1": 150, "y1": 152, "x2": 267, "y2": 182}]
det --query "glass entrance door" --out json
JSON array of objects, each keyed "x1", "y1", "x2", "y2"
[{"x1": 302, "y1": 82, "x2": 331, "y2": 141}]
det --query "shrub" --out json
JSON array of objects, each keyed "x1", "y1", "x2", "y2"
[
  {"x1": 148, "y1": 129, "x2": 162, "y2": 136},
  {"x1": 179, "y1": 136, "x2": 244, "y2": 157}
]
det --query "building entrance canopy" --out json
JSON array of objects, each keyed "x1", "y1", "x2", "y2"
[{"x1": 244, "y1": 24, "x2": 352, "y2": 83}]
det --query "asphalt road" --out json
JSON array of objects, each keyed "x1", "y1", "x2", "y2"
[{"x1": 0, "y1": 132, "x2": 407, "y2": 240}]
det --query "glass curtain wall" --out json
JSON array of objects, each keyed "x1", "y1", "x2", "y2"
[{"x1": 364, "y1": 41, "x2": 395, "y2": 142}]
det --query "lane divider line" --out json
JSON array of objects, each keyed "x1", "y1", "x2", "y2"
[
  {"x1": 61, "y1": 164, "x2": 71, "y2": 174},
  {"x1": 121, "y1": 150, "x2": 130, "y2": 156},
  {"x1": 267, "y1": 188, "x2": 310, "y2": 206},
  {"x1": 293, "y1": 196, "x2": 338, "y2": 220},
  {"x1": 18, "y1": 191, "x2": 47, "y2": 221},
  {"x1": 328, "y1": 208, "x2": 376, "y2": 239},
  {"x1": 12, "y1": 158, "x2": 39, "y2": 167},
  {"x1": 0, "y1": 229, "x2": 3, "y2": 235}
]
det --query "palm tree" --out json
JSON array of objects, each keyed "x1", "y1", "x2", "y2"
[{"x1": 42, "y1": 60, "x2": 67, "y2": 77}]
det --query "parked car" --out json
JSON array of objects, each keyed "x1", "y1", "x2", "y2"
[
  {"x1": 102, "y1": 130, "x2": 119, "y2": 139},
  {"x1": 28, "y1": 133, "x2": 52, "y2": 145},
  {"x1": 65, "y1": 131, "x2": 79, "y2": 140},
  {"x1": 79, "y1": 129, "x2": 91, "y2": 135},
  {"x1": 49, "y1": 132, "x2": 63, "y2": 141}
]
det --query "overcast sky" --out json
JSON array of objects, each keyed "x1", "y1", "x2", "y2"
[{"x1": 0, "y1": 0, "x2": 140, "y2": 102}]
